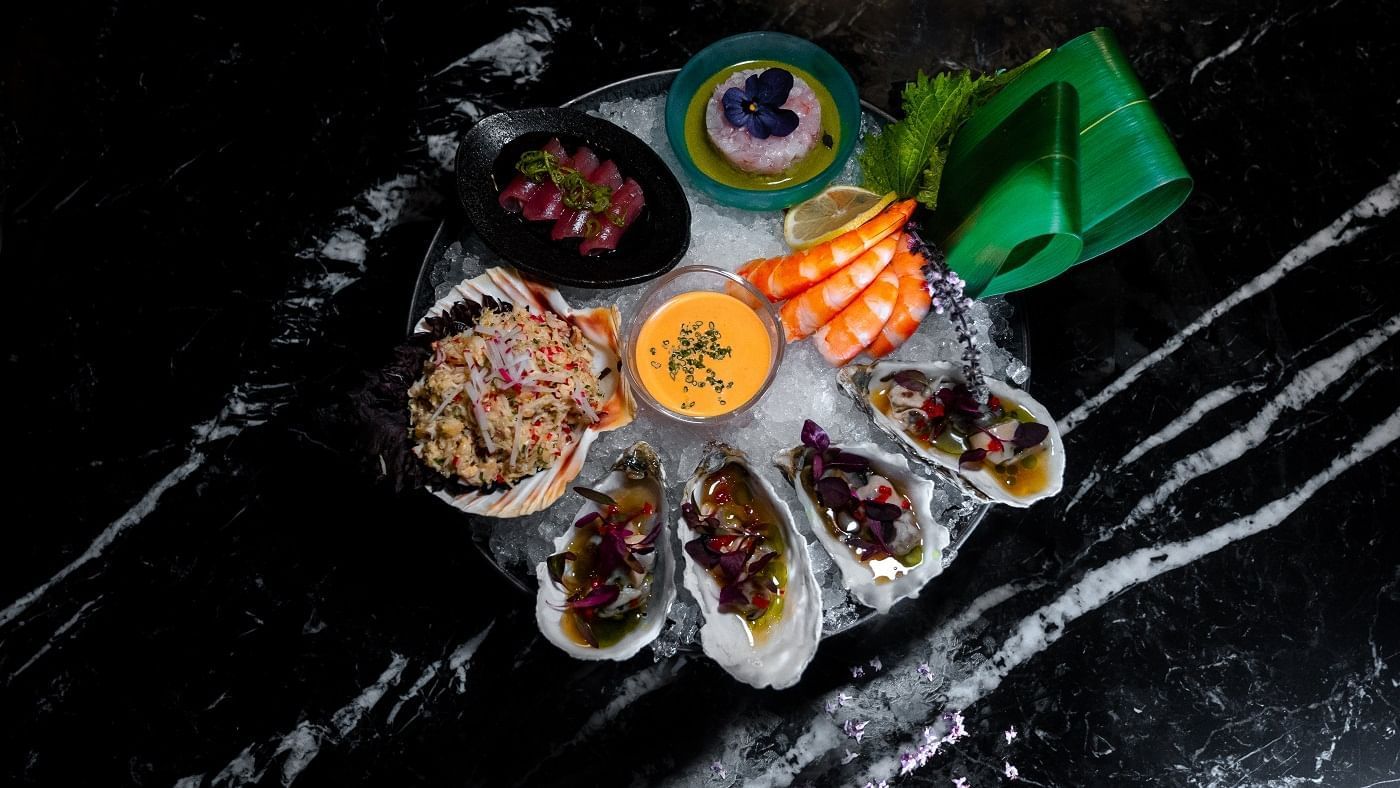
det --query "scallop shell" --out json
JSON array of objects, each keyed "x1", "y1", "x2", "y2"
[
  {"x1": 837, "y1": 361, "x2": 1065, "y2": 507},
  {"x1": 534, "y1": 442, "x2": 674, "y2": 661},
  {"x1": 678, "y1": 441, "x2": 823, "y2": 690},
  {"x1": 413, "y1": 266, "x2": 636, "y2": 517},
  {"x1": 774, "y1": 442, "x2": 948, "y2": 613}
]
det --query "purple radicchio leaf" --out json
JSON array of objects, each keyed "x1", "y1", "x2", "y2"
[
  {"x1": 815, "y1": 476, "x2": 855, "y2": 509},
  {"x1": 717, "y1": 582, "x2": 749, "y2": 613},
  {"x1": 567, "y1": 584, "x2": 620, "y2": 610},
  {"x1": 1013, "y1": 421, "x2": 1050, "y2": 449},
  {"x1": 685, "y1": 538, "x2": 721, "y2": 569},
  {"x1": 802, "y1": 419, "x2": 831, "y2": 452},
  {"x1": 959, "y1": 448, "x2": 988, "y2": 468},
  {"x1": 718, "y1": 549, "x2": 748, "y2": 582},
  {"x1": 747, "y1": 549, "x2": 778, "y2": 576}
]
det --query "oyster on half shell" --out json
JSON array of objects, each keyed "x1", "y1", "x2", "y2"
[
  {"x1": 411, "y1": 266, "x2": 636, "y2": 517},
  {"x1": 678, "y1": 442, "x2": 823, "y2": 690},
  {"x1": 775, "y1": 430, "x2": 948, "y2": 613},
  {"x1": 535, "y1": 442, "x2": 674, "y2": 661},
  {"x1": 837, "y1": 361, "x2": 1065, "y2": 507}
]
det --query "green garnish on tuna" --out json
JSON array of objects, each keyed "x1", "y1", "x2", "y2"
[
  {"x1": 515, "y1": 149, "x2": 620, "y2": 219},
  {"x1": 859, "y1": 51, "x2": 1047, "y2": 211}
]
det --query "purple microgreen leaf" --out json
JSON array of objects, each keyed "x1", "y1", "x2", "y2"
[
  {"x1": 815, "y1": 476, "x2": 855, "y2": 509},
  {"x1": 801, "y1": 419, "x2": 831, "y2": 452},
  {"x1": 825, "y1": 450, "x2": 871, "y2": 472},
  {"x1": 892, "y1": 369, "x2": 929, "y2": 392},
  {"x1": 811, "y1": 451, "x2": 825, "y2": 479},
  {"x1": 685, "y1": 538, "x2": 721, "y2": 569},
  {"x1": 567, "y1": 584, "x2": 620, "y2": 610},
  {"x1": 546, "y1": 551, "x2": 574, "y2": 587},
  {"x1": 573, "y1": 486, "x2": 616, "y2": 508},
  {"x1": 634, "y1": 521, "x2": 661, "y2": 549},
  {"x1": 681, "y1": 501, "x2": 703, "y2": 529},
  {"x1": 1013, "y1": 421, "x2": 1050, "y2": 449},
  {"x1": 959, "y1": 448, "x2": 987, "y2": 468},
  {"x1": 573, "y1": 510, "x2": 603, "y2": 530},
  {"x1": 863, "y1": 500, "x2": 903, "y2": 522},
  {"x1": 594, "y1": 531, "x2": 626, "y2": 580}
]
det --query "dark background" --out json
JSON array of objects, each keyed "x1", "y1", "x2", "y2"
[{"x1": 2, "y1": 1, "x2": 1398, "y2": 786}]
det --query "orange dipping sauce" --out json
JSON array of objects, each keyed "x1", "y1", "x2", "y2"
[{"x1": 633, "y1": 290, "x2": 772, "y2": 417}]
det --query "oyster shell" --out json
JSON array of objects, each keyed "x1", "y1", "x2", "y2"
[
  {"x1": 837, "y1": 361, "x2": 1065, "y2": 507},
  {"x1": 774, "y1": 441, "x2": 948, "y2": 613},
  {"x1": 534, "y1": 442, "x2": 674, "y2": 661},
  {"x1": 412, "y1": 266, "x2": 636, "y2": 517},
  {"x1": 678, "y1": 442, "x2": 823, "y2": 690}
]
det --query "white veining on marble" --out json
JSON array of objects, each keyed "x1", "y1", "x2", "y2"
[
  {"x1": 1088, "y1": 312, "x2": 1400, "y2": 546},
  {"x1": 1116, "y1": 380, "x2": 1270, "y2": 467},
  {"x1": 1190, "y1": 22, "x2": 1272, "y2": 83},
  {"x1": 859, "y1": 409, "x2": 1400, "y2": 785},
  {"x1": 1059, "y1": 171, "x2": 1400, "y2": 436},
  {"x1": 431, "y1": 6, "x2": 569, "y2": 84},
  {"x1": 447, "y1": 620, "x2": 496, "y2": 693},
  {"x1": 0, "y1": 453, "x2": 203, "y2": 630},
  {"x1": 181, "y1": 653, "x2": 408, "y2": 788},
  {"x1": 6, "y1": 597, "x2": 101, "y2": 682},
  {"x1": 386, "y1": 621, "x2": 495, "y2": 729}
]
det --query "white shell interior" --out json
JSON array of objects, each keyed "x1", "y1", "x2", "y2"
[
  {"x1": 533, "y1": 444, "x2": 674, "y2": 661},
  {"x1": 776, "y1": 442, "x2": 949, "y2": 613},
  {"x1": 841, "y1": 361, "x2": 1066, "y2": 507},
  {"x1": 677, "y1": 444, "x2": 823, "y2": 690}
]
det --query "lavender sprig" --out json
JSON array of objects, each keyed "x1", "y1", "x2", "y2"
[{"x1": 904, "y1": 224, "x2": 989, "y2": 403}]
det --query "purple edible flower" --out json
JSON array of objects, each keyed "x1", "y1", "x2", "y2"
[
  {"x1": 1004, "y1": 762, "x2": 1019, "y2": 780},
  {"x1": 905, "y1": 226, "x2": 988, "y2": 403},
  {"x1": 722, "y1": 68, "x2": 800, "y2": 139},
  {"x1": 842, "y1": 718, "x2": 868, "y2": 743},
  {"x1": 1004, "y1": 725, "x2": 1018, "y2": 744},
  {"x1": 917, "y1": 662, "x2": 934, "y2": 682},
  {"x1": 711, "y1": 760, "x2": 726, "y2": 780},
  {"x1": 850, "y1": 665, "x2": 865, "y2": 679},
  {"x1": 868, "y1": 657, "x2": 882, "y2": 672},
  {"x1": 942, "y1": 710, "x2": 967, "y2": 743}
]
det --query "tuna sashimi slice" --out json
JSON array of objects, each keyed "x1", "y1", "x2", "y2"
[
  {"x1": 498, "y1": 174, "x2": 540, "y2": 212},
  {"x1": 579, "y1": 178, "x2": 646, "y2": 255},
  {"x1": 552, "y1": 155, "x2": 623, "y2": 241}
]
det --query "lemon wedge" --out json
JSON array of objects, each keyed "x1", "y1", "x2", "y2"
[{"x1": 783, "y1": 186, "x2": 897, "y2": 250}]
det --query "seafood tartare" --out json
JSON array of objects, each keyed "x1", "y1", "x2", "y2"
[
  {"x1": 408, "y1": 300, "x2": 605, "y2": 489},
  {"x1": 706, "y1": 67, "x2": 823, "y2": 175}
]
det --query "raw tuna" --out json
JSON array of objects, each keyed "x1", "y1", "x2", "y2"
[{"x1": 580, "y1": 178, "x2": 645, "y2": 255}]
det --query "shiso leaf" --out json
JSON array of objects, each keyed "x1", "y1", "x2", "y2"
[
  {"x1": 574, "y1": 486, "x2": 617, "y2": 508},
  {"x1": 860, "y1": 50, "x2": 1049, "y2": 211}
]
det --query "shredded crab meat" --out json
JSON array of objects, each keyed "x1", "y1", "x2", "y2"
[{"x1": 407, "y1": 303, "x2": 604, "y2": 488}]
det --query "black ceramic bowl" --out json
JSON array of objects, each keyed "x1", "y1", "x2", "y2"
[{"x1": 454, "y1": 107, "x2": 691, "y2": 288}]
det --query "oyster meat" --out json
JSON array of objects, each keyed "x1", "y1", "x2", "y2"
[
  {"x1": 411, "y1": 266, "x2": 636, "y2": 517},
  {"x1": 535, "y1": 442, "x2": 674, "y2": 661},
  {"x1": 838, "y1": 361, "x2": 1065, "y2": 507},
  {"x1": 678, "y1": 442, "x2": 823, "y2": 690},
  {"x1": 775, "y1": 421, "x2": 948, "y2": 613}
]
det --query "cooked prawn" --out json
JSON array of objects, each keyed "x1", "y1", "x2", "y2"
[
  {"x1": 866, "y1": 241, "x2": 932, "y2": 358},
  {"x1": 812, "y1": 264, "x2": 901, "y2": 366},
  {"x1": 778, "y1": 233, "x2": 900, "y2": 342},
  {"x1": 739, "y1": 199, "x2": 915, "y2": 302}
]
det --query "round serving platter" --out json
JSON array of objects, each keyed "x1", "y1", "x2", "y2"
[{"x1": 407, "y1": 69, "x2": 1031, "y2": 643}]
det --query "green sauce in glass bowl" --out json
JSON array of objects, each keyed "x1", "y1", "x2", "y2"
[{"x1": 666, "y1": 32, "x2": 860, "y2": 211}]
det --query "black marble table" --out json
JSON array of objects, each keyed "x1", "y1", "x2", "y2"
[{"x1": 3, "y1": 1, "x2": 1398, "y2": 786}]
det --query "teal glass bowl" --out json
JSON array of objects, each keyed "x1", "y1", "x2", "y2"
[{"x1": 665, "y1": 32, "x2": 860, "y2": 211}]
